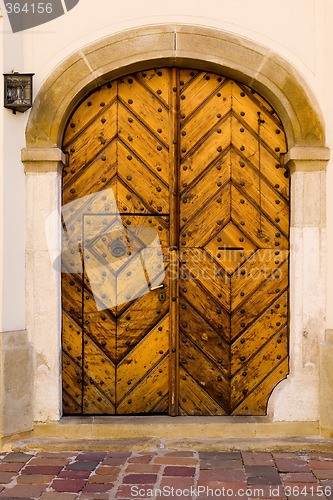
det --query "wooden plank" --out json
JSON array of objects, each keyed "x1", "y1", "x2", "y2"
[
  {"x1": 152, "y1": 396, "x2": 169, "y2": 413},
  {"x1": 231, "y1": 82, "x2": 287, "y2": 152},
  {"x1": 65, "y1": 101, "x2": 118, "y2": 179},
  {"x1": 240, "y1": 84, "x2": 284, "y2": 127},
  {"x1": 62, "y1": 312, "x2": 83, "y2": 362},
  {"x1": 135, "y1": 69, "x2": 170, "y2": 107},
  {"x1": 181, "y1": 80, "x2": 232, "y2": 153},
  {"x1": 116, "y1": 316, "x2": 169, "y2": 401},
  {"x1": 62, "y1": 389, "x2": 82, "y2": 414},
  {"x1": 63, "y1": 82, "x2": 117, "y2": 148},
  {"x1": 117, "y1": 142, "x2": 169, "y2": 214},
  {"x1": 84, "y1": 216, "x2": 130, "y2": 275},
  {"x1": 120, "y1": 215, "x2": 170, "y2": 248},
  {"x1": 118, "y1": 103, "x2": 169, "y2": 184},
  {"x1": 179, "y1": 297, "x2": 229, "y2": 378},
  {"x1": 230, "y1": 327, "x2": 288, "y2": 410},
  {"x1": 231, "y1": 289, "x2": 288, "y2": 346},
  {"x1": 231, "y1": 147, "x2": 289, "y2": 201},
  {"x1": 179, "y1": 115, "x2": 231, "y2": 186},
  {"x1": 180, "y1": 72, "x2": 225, "y2": 118},
  {"x1": 231, "y1": 292, "x2": 288, "y2": 377},
  {"x1": 179, "y1": 69, "x2": 199, "y2": 88},
  {"x1": 118, "y1": 73, "x2": 170, "y2": 145},
  {"x1": 204, "y1": 221, "x2": 257, "y2": 276},
  {"x1": 180, "y1": 147, "x2": 231, "y2": 198},
  {"x1": 62, "y1": 187, "x2": 119, "y2": 225},
  {"x1": 179, "y1": 276, "x2": 230, "y2": 342},
  {"x1": 232, "y1": 358, "x2": 288, "y2": 415},
  {"x1": 169, "y1": 67, "x2": 179, "y2": 416},
  {"x1": 83, "y1": 334, "x2": 116, "y2": 406},
  {"x1": 82, "y1": 316, "x2": 117, "y2": 365},
  {"x1": 180, "y1": 152, "x2": 230, "y2": 223},
  {"x1": 179, "y1": 335, "x2": 229, "y2": 410},
  {"x1": 116, "y1": 293, "x2": 169, "y2": 362},
  {"x1": 230, "y1": 249, "x2": 287, "y2": 311},
  {"x1": 116, "y1": 357, "x2": 169, "y2": 414},
  {"x1": 231, "y1": 259, "x2": 289, "y2": 340},
  {"x1": 179, "y1": 368, "x2": 226, "y2": 416},
  {"x1": 62, "y1": 352, "x2": 82, "y2": 413},
  {"x1": 231, "y1": 149, "x2": 289, "y2": 236},
  {"x1": 180, "y1": 249, "x2": 230, "y2": 311},
  {"x1": 231, "y1": 115, "x2": 285, "y2": 172},
  {"x1": 81, "y1": 250, "x2": 118, "y2": 314},
  {"x1": 231, "y1": 185, "x2": 289, "y2": 249},
  {"x1": 117, "y1": 178, "x2": 158, "y2": 214},
  {"x1": 82, "y1": 379, "x2": 116, "y2": 415},
  {"x1": 181, "y1": 184, "x2": 231, "y2": 248},
  {"x1": 232, "y1": 147, "x2": 289, "y2": 202},
  {"x1": 61, "y1": 273, "x2": 83, "y2": 325},
  {"x1": 63, "y1": 141, "x2": 117, "y2": 202}
]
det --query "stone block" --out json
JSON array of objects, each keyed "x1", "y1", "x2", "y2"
[{"x1": 0, "y1": 330, "x2": 33, "y2": 438}]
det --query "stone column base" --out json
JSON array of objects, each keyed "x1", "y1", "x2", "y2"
[{"x1": 0, "y1": 330, "x2": 33, "y2": 437}]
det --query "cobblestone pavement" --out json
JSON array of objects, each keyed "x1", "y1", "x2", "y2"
[{"x1": 0, "y1": 450, "x2": 332, "y2": 499}]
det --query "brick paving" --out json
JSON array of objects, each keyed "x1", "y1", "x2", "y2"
[{"x1": 0, "y1": 450, "x2": 331, "y2": 499}]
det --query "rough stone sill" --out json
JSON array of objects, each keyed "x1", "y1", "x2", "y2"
[
  {"x1": 23, "y1": 416, "x2": 320, "y2": 441},
  {"x1": 7, "y1": 436, "x2": 333, "y2": 453}
]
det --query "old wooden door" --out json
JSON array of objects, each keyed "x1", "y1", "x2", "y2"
[{"x1": 61, "y1": 68, "x2": 289, "y2": 416}]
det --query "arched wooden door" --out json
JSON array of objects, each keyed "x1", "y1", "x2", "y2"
[{"x1": 61, "y1": 68, "x2": 289, "y2": 416}]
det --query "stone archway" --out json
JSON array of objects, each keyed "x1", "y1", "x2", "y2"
[{"x1": 22, "y1": 25, "x2": 329, "y2": 424}]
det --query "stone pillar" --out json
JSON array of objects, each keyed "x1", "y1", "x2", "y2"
[
  {"x1": 21, "y1": 148, "x2": 66, "y2": 422},
  {"x1": 268, "y1": 147, "x2": 329, "y2": 422},
  {"x1": 320, "y1": 329, "x2": 333, "y2": 437}
]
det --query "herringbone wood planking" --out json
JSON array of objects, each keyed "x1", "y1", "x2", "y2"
[
  {"x1": 178, "y1": 70, "x2": 288, "y2": 415},
  {"x1": 62, "y1": 68, "x2": 289, "y2": 416}
]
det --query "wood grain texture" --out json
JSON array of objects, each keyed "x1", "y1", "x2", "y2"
[
  {"x1": 178, "y1": 70, "x2": 289, "y2": 415},
  {"x1": 62, "y1": 68, "x2": 289, "y2": 416},
  {"x1": 62, "y1": 71, "x2": 172, "y2": 415}
]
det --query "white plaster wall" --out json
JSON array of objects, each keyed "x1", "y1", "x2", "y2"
[
  {"x1": 0, "y1": 0, "x2": 332, "y2": 408},
  {"x1": 1, "y1": 10, "x2": 26, "y2": 332},
  {"x1": 0, "y1": 12, "x2": 3, "y2": 331},
  {"x1": 324, "y1": 0, "x2": 333, "y2": 328},
  {"x1": 22, "y1": 0, "x2": 319, "y2": 88}
]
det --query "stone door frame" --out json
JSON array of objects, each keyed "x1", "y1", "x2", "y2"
[{"x1": 21, "y1": 25, "x2": 330, "y2": 424}]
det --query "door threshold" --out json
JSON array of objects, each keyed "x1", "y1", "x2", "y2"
[
  {"x1": 6, "y1": 435, "x2": 333, "y2": 453},
  {"x1": 27, "y1": 415, "x2": 319, "y2": 440}
]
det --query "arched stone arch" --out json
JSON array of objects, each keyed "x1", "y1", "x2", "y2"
[
  {"x1": 26, "y1": 24, "x2": 325, "y2": 150},
  {"x1": 22, "y1": 24, "x2": 330, "y2": 425}
]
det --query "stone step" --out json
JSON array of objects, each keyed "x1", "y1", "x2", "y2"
[
  {"x1": 9, "y1": 436, "x2": 333, "y2": 452},
  {"x1": 29, "y1": 416, "x2": 320, "y2": 440}
]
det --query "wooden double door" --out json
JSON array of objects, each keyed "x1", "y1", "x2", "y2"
[{"x1": 61, "y1": 68, "x2": 289, "y2": 416}]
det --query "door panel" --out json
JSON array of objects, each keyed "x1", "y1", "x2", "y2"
[
  {"x1": 62, "y1": 68, "x2": 289, "y2": 416},
  {"x1": 178, "y1": 69, "x2": 289, "y2": 415}
]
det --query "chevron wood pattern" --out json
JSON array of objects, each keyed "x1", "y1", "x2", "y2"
[
  {"x1": 178, "y1": 70, "x2": 289, "y2": 415},
  {"x1": 62, "y1": 69, "x2": 172, "y2": 415},
  {"x1": 62, "y1": 68, "x2": 289, "y2": 416}
]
